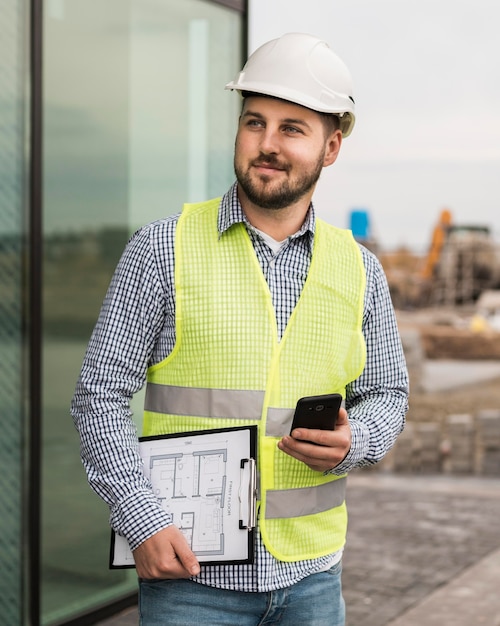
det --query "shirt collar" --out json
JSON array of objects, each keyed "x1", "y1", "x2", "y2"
[{"x1": 218, "y1": 181, "x2": 316, "y2": 241}]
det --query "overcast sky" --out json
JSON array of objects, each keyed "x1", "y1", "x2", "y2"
[{"x1": 249, "y1": 0, "x2": 500, "y2": 251}]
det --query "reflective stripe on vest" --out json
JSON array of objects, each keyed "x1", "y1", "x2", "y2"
[
  {"x1": 265, "y1": 479, "x2": 346, "y2": 519},
  {"x1": 145, "y1": 383, "x2": 264, "y2": 420},
  {"x1": 145, "y1": 383, "x2": 291, "y2": 436}
]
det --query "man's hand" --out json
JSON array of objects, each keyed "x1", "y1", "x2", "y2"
[
  {"x1": 277, "y1": 407, "x2": 352, "y2": 472},
  {"x1": 133, "y1": 525, "x2": 200, "y2": 579}
]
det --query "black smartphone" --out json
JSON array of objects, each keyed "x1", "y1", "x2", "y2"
[{"x1": 290, "y1": 393, "x2": 342, "y2": 434}]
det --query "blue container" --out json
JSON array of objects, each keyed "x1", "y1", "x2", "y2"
[{"x1": 349, "y1": 209, "x2": 370, "y2": 240}]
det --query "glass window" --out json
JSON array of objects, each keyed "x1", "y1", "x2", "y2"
[
  {"x1": 0, "y1": 0, "x2": 29, "y2": 623},
  {"x1": 42, "y1": 0, "x2": 242, "y2": 622}
]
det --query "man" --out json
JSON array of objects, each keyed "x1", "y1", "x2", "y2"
[{"x1": 71, "y1": 33, "x2": 408, "y2": 625}]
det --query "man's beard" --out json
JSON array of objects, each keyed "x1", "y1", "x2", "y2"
[{"x1": 235, "y1": 151, "x2": 324, "y2": 210}]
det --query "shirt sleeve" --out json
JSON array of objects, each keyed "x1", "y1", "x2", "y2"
[
  {"x1": 70, "y1": 220, "x2": 177, "y2": 550},
  {"x1": 332, "y1": 246, "x2": 409, "y2": 475}
]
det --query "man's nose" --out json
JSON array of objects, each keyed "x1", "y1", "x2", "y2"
[{"x1": 259, "y1": 128, "x2": 280, "y2": 154}]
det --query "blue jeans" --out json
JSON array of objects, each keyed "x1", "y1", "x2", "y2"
[{"x1": 139, "y1": 561, "x2": 345, "y2": 625}]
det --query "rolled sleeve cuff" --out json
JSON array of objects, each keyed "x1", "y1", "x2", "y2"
[{"x1": 110, "y1": 491, "x2": 173, "y2": 551}]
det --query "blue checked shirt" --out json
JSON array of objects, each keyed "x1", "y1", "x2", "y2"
[{"x1": 71, "y1": 182, "x2": 408, "y2": 592}]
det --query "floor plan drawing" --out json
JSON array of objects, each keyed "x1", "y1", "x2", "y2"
[
  {"x1": 110, "y1": 426, "x2": 256, "y2": 568},
  {"x1": 148, "y1": 447, "x2": 227, "y2": 556}
]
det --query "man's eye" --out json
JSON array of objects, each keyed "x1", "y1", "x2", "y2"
[{"x1": 284, "y1": 126, "x2": 301, "y2": 134}]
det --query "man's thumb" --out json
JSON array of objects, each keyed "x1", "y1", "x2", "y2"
[
  {"x1": 172, "y1": 533, "x2": 200, "y2": 575},
  {"x1": 336, "y1": 407, "x2": 349, "y2": 427}
]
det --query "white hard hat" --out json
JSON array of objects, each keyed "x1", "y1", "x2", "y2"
[{"x1": 225, "y1": 33, "x2": 356, "y2": 137}]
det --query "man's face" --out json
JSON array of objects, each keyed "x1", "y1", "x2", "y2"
[{"x1": 234, "y1": 96, "x2": 341, "y2": 211}]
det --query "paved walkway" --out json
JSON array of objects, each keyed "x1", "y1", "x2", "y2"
[
  {"x1": 345, "y1": 473, "x2": 500, "y2": 626},
  {"x1": 98, "y1": 473, "x2": 500, "y2": 626},
  {"x1": 387, "y1": 548, "x2": 500, "y2": 625}
]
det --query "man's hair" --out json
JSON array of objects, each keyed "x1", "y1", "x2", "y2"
[
  {"x1": 318, "y1": 112, "x2": 340, "y2": 138},
  {"x1": 241, "y1": 91, "x2": 340, "y2": 139}
]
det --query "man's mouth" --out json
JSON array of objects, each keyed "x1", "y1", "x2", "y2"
[{"x1": 252, "y1": 159, "x2": 288, "y2": 173}]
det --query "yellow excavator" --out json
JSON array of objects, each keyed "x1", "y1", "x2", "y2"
[{"x1": 421, "y1": 209, "x2": 453, "y2": 281}]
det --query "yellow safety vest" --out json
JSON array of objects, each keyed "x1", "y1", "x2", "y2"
[{"x1": 143, "y1": 197, "x2": 366, "y2": 561}]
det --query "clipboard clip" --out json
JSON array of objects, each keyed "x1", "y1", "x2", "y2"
[{"x1": 238, "y1": 458, "x2": 257, "y2": 530}]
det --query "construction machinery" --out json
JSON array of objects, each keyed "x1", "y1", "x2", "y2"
[
  {"x1": 381, "y1": 209, "x2": 500, "y2": 309},
  {"x1": 422, "y1": 210, "x2": 500, "y2": 305}
]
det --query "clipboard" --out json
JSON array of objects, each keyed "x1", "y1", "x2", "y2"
[{"x1": 110, "y1": 425, "x2": 257, "y2": 568}]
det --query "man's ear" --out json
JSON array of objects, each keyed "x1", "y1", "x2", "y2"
[{"x1": 323, "y1": 130, "x2": 342, "y2": 167}]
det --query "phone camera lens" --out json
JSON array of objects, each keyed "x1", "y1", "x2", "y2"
[{"x1": 316, "y1": 404, "x2": 324, "y2": 411}]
